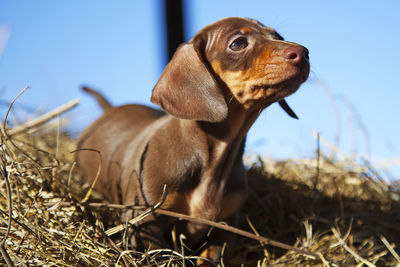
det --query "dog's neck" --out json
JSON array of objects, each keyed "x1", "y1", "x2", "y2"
[
  {"x1": 199, "y1": 100, "x2": 262, "y2": 142},
  {"x1": 187, "y1": 102, "x2": 261, "y2": 220}
]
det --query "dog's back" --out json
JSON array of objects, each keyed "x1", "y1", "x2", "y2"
[{"x1": 77, "y1": 89, "x2": 165, "y2": 203}]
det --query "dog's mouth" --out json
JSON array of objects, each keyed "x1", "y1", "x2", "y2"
[
  {"x1": 250, "y1": 57, "x2": 309, "y2": 95},
  {"x1": 250, "y1": 73, "x2": 307, "y2": 99}
]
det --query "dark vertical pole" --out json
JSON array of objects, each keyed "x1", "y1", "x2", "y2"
[{"x1": 164, "y1": 0, "x2": 184, "y2": 61}]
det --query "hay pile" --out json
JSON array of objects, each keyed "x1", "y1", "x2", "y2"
[{"x1": 1, "y1": 122, "x2": 399, "y2": 266}]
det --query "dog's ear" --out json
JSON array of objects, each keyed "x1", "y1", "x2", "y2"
[
  {"x1": 151, "y1": 42, "x2": 228, "y2": 122},
  {"x1": 278, "y1": 99, "x2": 299, "y2": 119}
]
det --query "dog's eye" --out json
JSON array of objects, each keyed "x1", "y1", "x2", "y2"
[{"x1": 229, "y1": 37, "x2": 248, "y2": 51}]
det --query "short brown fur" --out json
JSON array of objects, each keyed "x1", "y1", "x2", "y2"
[{"x1": 77, "y1": 17, "x2": 309, "y2": 266}]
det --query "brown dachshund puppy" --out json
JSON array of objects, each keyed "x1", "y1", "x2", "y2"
[{"x1": 77, "y1": 17, "x2": 309, "y2": 265}]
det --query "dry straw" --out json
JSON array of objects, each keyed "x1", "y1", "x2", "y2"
[{"x1": 1, "y1": 92, "x2": 400, "y2": 266}]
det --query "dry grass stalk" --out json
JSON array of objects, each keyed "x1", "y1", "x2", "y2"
[{"x1": 6, "y1": 98, "x2": 79, "y2": 137}]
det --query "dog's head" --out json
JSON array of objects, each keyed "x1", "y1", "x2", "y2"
[{"x1": 152, "y1": 17, "x2": 310, "y2": 122}]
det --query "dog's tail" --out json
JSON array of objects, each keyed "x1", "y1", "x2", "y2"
[{"x1": 82, "y1": 86, "x2": 112, "y2": 111}]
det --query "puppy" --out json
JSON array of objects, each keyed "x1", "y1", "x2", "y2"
[{"x1": 77, "y1": 17, "x2": 309, "y2": 265}]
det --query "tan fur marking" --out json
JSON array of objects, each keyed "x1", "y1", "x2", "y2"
[
  {"x1": 198, "y1": 246, "x2": 220, "y2": 265},
  {"x1": 162, "y1": 191, "x2": 190, "y2": 213},
  {"x1": 212, "y1": 46, "x2": 292, "y2": 107},
  {"x1": 189, "y1": 185, "x2": 219, "y2": 220},
  {"x1": 240, "y1": 26, "x2": 252, "y2": 34},
  {"x1": 217, "y1": 192, "x2": 244, "y2": 220}
]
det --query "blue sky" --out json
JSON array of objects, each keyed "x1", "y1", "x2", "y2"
[{"x1": 0, "y1": 1, "x2": 399, "y2": 179}]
